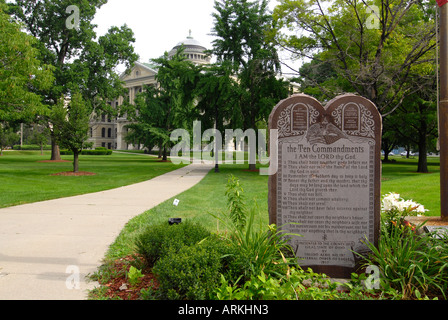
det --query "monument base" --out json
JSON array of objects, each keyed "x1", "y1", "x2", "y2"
[
  {"x1": 405, "y1": 216, "x2": 448, "y2": 236},
  {"x1": 305, "y1": 265, "x2": 354, "y2": 279}
]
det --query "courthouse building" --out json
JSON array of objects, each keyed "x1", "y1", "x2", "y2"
[{"x1": 88, "y1": 32, "x2": 211, "y2": 150}]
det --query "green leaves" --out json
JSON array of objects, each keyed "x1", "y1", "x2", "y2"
[
  {"x1": 273, "y1": 0, "x2": 436, "y2": 115},
  {"x1": 50, "y1": 91, "x2": 90, "y2": 171},
  {"x1": 10, "y1": 0, "x2": 138, "y2": 115},
  {"x1": 361, "y1": 213, "x2": 448, "y2": 299},
  {"x1": 0, "y1": 1, "x2": 54, "y2": 122},
  {"x1": 225, "y1": 175, "x2": 248, "y2": 230},
  {"x1": 211, "y1": 0, "x2": 289, "y2": 135},
  {"x1": 127, "y1": 266, "x2": 144, "y2": 288},
  {"x1": 211, "y1": 175, "x2": 299, "y2": 285},
  {"x1": 129, "y1": 48, "x2": 200, "y2": 159}
]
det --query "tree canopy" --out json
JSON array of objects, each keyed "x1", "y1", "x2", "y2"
[
  {"x1": 212, "y1": 0, "x2": 290, "y2": 169},
  {"x1": 0, "y1": 0, "x2": 53, "y2": 123},
  {"x1": 9, "y1": 0, "x2": 139, "y2": 159},
  {"x1": 51, "y1": 92, "x2": 90, "y2": 172},
  {"x1": 273, "y1": 0, "x2": 437, "y2": 114},
  {"x1": 127, "y1": 48, "x2": 200, "y2": 161}
]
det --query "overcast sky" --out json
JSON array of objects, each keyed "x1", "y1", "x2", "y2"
[{"x1": 92, "y1": 0, "x2": 282, "y2": 66}]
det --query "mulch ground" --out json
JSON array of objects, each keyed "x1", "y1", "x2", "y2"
[
  {"x1": 98, "y1": 255, "x2": 159, "y2": 300},
  {"x1": 37, "y1": 160, "x2": 97, "y2": 176}
]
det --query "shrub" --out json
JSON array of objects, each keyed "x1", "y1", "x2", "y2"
[
  {"x1": 358, "y1": 194, "x2": 448, "y2": 299},
  {"x1": 13, "y1": 144, "x2": 51, "y2": 150},
  {"x1": 152, "y1": 239, "x2": 225, "y2": 300},
  {"x1": 361, "y1": 220, "x2": 448, "y2": 299},
  {"x1": 213, "y1": 267, "x2": 375, "y2": 300},
  {"x1": 135, "y1": 220, "x2": 212, "y2": 267},
  {"x1": 210, "y1": 175, "x2": 299, "y2": 283},
  {"x1": 85, "y1": 149, "x2": 112, "y2": 155},
  {"x1": 59, "y1": 148, "x2": 112, "y2": 155}
]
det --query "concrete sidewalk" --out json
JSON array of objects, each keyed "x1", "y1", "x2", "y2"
[{"x1": 0, "y1": 163, "x2": 212, "y2": 300}]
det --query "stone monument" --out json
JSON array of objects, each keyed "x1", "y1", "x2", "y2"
[{"x1": 268, "y1": 94, "x2": 382, "y2": 278}]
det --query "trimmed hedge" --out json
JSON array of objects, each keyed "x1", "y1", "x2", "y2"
[
  {"x1": 60, "y1": 148, "x2": 112, "y2": 155},
  {"x1": 13, "y1": 144, "x2": 51, "y2": 150}
]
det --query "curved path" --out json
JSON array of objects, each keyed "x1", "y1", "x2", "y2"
[{"x1": 0, "y1": 163, "x2": 212, "y2": 300}]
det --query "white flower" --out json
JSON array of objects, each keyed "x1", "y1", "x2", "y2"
[
  {"x1": 414, "y1": 204, "x2": 428, "y2": 214},
  {"x1": 382, "y1": 199, "x2": 394, "y2": 211},
  {"x1": 382, "y1": 192, "x2": 400, "y2": 211},
  {"x1": 395, "y1": 200, "x2": 409, "y2": 212},
  {"x1": 381, "y1": 192, "x2": 428, "y2": 216}
]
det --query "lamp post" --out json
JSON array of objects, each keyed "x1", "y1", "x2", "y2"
[{"x1": 439, "y1": 0, "x2": 448, "y2": 220}]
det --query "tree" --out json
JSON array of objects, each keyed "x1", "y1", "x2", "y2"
[
  {"x1": 128, "y1": 49, "x2": 200, "y2": 161},
  {"x1": 211, "y1": 0, "x2": 290, "y2": 169},
  {"x1": 273, "y1": 0, "x2": 437, "y2": 115},
  {"x1": 388, "y1": 89, "x2": 438, "y2": 172},
  {"x1": 0, "y1": 123, "x2": 19, "y2": 156},
  {"x1": 296, "y1": 55, "x2": 351, "y2": 102},
  {"x1": 194, "y1": 61, "x2": 239, "y2": 170},
  {"x1": 52, "y1": 92, "x2": 90, "y2": 172},
  {"x1": 9, "y1": 0, "x2": 138, "y2": 160},
  {"x1": 29, "y1": 123, "x2": 51, "y2": 155},
  {"x1": 0, "y1": 0, "x2": 53, "y2": 124}
]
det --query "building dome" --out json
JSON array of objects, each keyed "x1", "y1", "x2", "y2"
[{"x1": 168, "y1": 31, "x2": 211, "y2": 65}]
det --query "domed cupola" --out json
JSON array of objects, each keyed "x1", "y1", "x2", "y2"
[{"x1": 168, "y1": 31, "x2": 211, "y2": 65}]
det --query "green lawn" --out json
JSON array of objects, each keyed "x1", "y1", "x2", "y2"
[
  {"x1": 381, "y1": 156, "x2": 440, "y2": 215},
  {"x1": 0, "y1": 151, "x2": 440, "y2": 214},
  {"x1": 0, "y1": 151, "x2": 441, "y2": 258},
  {"x1": 0, "y1": 151, "x2": 185, "y2": 208},
  {"x1": 106, "y1": 163, "x2": 268, "y2": 259},
  {"x1": 105, "y1": 156, "x2": 441, "y2": 259}
]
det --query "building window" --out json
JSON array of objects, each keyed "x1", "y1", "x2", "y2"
[
  {"x1": 101, "y1": 128, "x2": 106, "y2": 138},
  {"x1": 90, "y1": 128, "x2": 93, "y2": 138},
  {"x1": 108, "y1": 128, "x2": 112, "y2": 138},
  {"x1": 108, "y1": 143, "x2": 112, "y2": 150}
]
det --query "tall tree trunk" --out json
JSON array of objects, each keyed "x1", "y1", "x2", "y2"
[
  {"x1": 382, "y1": 141, "x2": 395, "y2": 162},
  {"x1": 162, "y1": 147, "x2": 167, "y2": 161},
  {"x1": 248, "y1": 114, "x2": 257, "y2": 171},
  {"x1": 158, "y1": 142, "x2": 163, "y2": 158},
  {"x1": 405, "y1": 145, "x2": 411, "y2": 158},
  {"x1": 73, "y1": 151, "x2": 79, "y2": 173},
  {"x1": 50, "y1": 135, "x2": 61, "y2": 161},
  {"x1": 417, "y1": 121, "x2": 428, "y2": 173}
]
